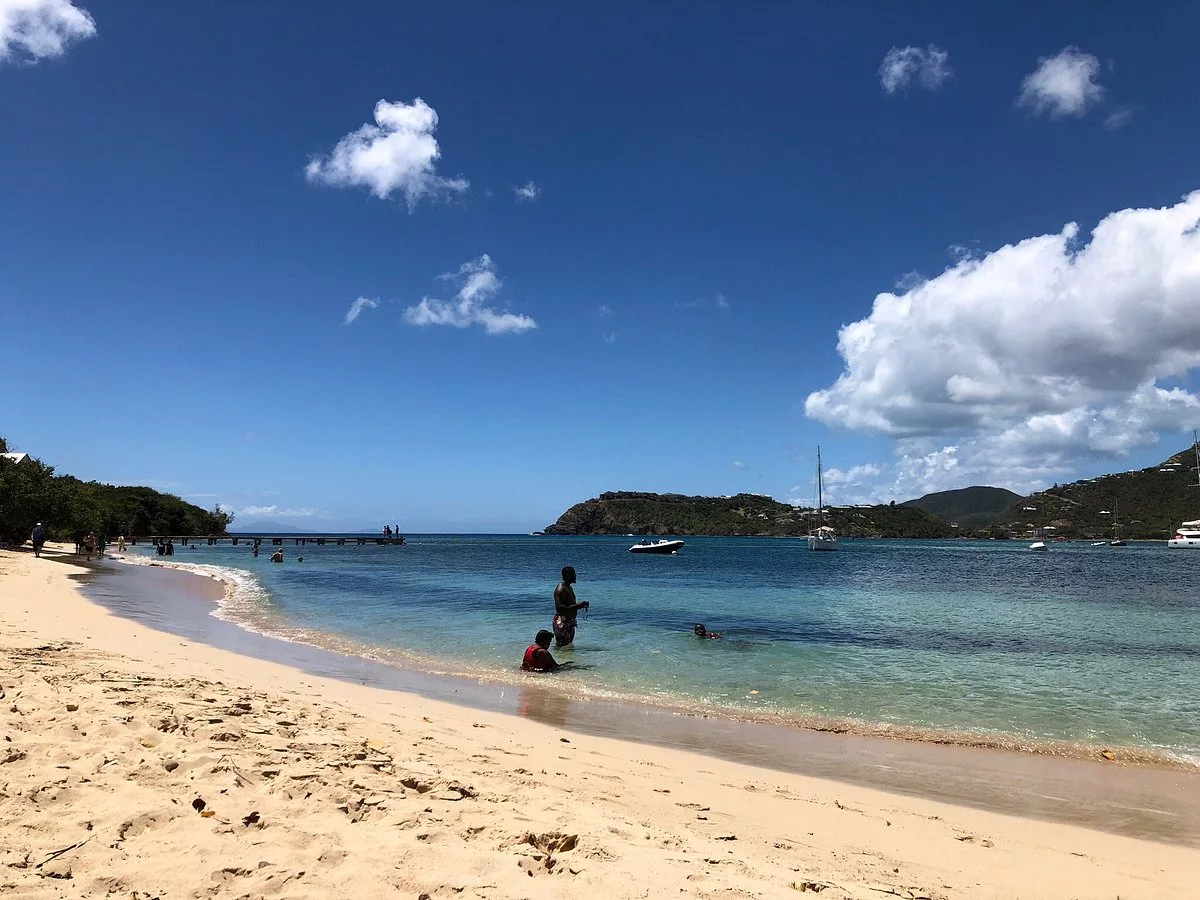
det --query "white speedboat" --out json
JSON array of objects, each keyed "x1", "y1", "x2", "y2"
[
  {"x1": 1029, "y1": 541, "x2": 1048, "y2": 551},
  {"x1": 1168, "y1": 521, "x2": 1200, "y2": 548},
  {"x1": 629, "y1": 539, "x2": 684, "y2": 554},
  {"x1": 807, "y1": 446, "x2": 838, "y2": 551}
]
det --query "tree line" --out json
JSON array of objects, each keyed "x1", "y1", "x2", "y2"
[{"x1": 0, "y1": 437, "x2": 233, "y2": 547}]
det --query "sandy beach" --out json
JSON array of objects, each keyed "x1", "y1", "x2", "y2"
[{"x1": 2, "y1": 546, "x2": 1198, "y2": 899}]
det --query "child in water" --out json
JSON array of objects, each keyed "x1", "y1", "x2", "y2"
[{"x1": 693, "y1": 623, "x2": 722, "y2": 639}]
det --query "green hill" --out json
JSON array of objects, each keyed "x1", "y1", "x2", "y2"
[
  {"x1": 900, "y1": 486, "x2": 1022, "y2": 529},
  {"x1": 0, "y1": 436, "x2": 232, "y2": 545},
  {"x1": 544, "y1": 491, "x2": 953, "y2": 538},
  {"x1": 994, "y1": 446, "x2": 1200, "y2": 540}
]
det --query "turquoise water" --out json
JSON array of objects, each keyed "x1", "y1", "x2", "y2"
[{"x1": 134, "y1": 536, "x2": 1200, "y2": 764}]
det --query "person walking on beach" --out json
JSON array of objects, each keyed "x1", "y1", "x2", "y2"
[
  {"x1": 552, "y1": 565, "x2": 589, "y2": 648},
  {"x1": 31, "y1": 523, "x2": 46, "y2": 558},
  {"x1": 522, "y1": 629, "x2": 569, "y2": 672},
  {"x1": 117, "y1": 534, "x2": 126, "y2": 552},
  {"x1": 83, "y1": 531, "x2": 97, "y2": 562}
]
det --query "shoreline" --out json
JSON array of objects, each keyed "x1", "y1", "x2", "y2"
[
  {"x1": 4, "y1": 545, "x2": 1199, "y2": 898},
  {"x1": 47, "y1": 548, "x2": 1200, "y2": 845},
  {"x1": 110, "y1": 548, "x2": 1199, "y2": 772}
]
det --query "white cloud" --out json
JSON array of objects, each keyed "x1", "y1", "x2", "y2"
[
  {"x1": 596, "y1": 304, "x2": 614, "y2": 317},
  {"x1": 239, "y1": 505, "x2": 316, "y2": 518},
  {"x1": 715, "y1": 293, "x2": 729, "y2": 309},
  {"x1": 879, "y1": 44, "x2": 952, "y2": 94},
  {"x1": 806, "y1": 192, "x2": 1200, "y2": 494},
  {"x1": 1104, "y1": 106, "x2": 1135, "y2": 131},
  {"x1": 791, "y1": 463, "x2": 882, "y2": 506},
  {"x1": 404, "y1": 254, "x2": 536, "y2": 335},
  {"x1": 1017, "y1": 47, "x2": 1105, "y2": 118},
  {"x1": 513, "y1": 180, "x2": 539, "y2": 202},
  {"x1": 602, "y1": 331, "x2": 617, "y2": 344},
  {"x1": 0, "y1": 0, "x2": 95, "y2": 64},
  {"x1": 732, "y1": 460, "x2": 746, "y2": 469},
  {"x1": 343, "y1": 296, "x2": 378, "y2": 325},
  {"x1": 305, "y1": 98, "x2": 468, "y2": 210}
]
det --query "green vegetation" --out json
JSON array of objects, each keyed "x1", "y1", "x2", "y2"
[
  {"x1": 992, "y1": 446, "x2": 1200, "y2": 540},
  {"x1": 900, "y1": 486, "x2": 1022, "y2": 529},
  {"x1": 0, "y1": 436, "x2": 232, "y2": 547},
  {"x1": 543, "y1": 491, "x2": 953, "y2": 538}
]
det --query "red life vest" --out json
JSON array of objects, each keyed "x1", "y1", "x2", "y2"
[{"x1": 522, "y1": 644, "x2": 551, "y2": 671}]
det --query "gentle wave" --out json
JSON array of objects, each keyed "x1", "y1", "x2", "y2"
[{"x1": 110, "y1": 552, "x2": 1200, "y2": 771}]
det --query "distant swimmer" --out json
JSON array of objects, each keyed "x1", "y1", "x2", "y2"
[
  {"x1": 522, "y1": 630, "x2": 569, "y2": 672},
  {"x1": 252, "y1": 545, "x2": 259, "y2": 557},
  {"x1": 693, "y1": 624, "x2": 722, "y2": 640},
  {"x1": 552, "y1": 565, "x2": 589, "y2": 648},
  {"x1": 270, "y1": 549, "x2": 284, "y2": 563}
]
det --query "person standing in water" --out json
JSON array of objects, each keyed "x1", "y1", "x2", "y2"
[{"x1": 552, "y1": 565, "x2": 589, "y2": 647}]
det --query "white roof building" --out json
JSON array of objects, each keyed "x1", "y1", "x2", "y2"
[{"x1": 1, "y1": 452, "x2": 29, "y2": 464}]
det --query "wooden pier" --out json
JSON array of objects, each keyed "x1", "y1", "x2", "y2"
[{"x1": 139, "y1": 534, "x2": 406, "y2": 547}]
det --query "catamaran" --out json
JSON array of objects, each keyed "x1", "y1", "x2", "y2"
[{"x1": 808, "y1": 446, "x2": 837, "y2": 551}]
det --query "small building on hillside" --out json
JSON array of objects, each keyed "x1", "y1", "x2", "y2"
[{"x1": 1, "y1": 452, "x2": 29, "y2": 464}]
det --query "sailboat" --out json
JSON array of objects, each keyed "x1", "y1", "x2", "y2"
[
  {"x1": 1109, "y1": 499, "x2": 1126, "y2": 546},
  {"x1": 807, "y1": 446, "x2": 838, "y2": 551}
]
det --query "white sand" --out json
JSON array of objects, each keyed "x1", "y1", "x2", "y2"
[{"x1": 1, "y1": 545, "x2": 1197, "y2": 899}]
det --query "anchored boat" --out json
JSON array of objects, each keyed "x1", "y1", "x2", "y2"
[{"x1": 629, "y1": 539, "x2": 684, "y2": 554}]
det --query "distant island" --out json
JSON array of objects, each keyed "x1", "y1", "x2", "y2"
[
  {"x1": 544, "y1": 492, "x2": 952, "y2": 538},
  {"x1": 544, "y1": 445, "x2": 1200, "y2": 540}
]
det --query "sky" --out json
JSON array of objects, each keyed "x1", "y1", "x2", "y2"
[{"x1": 2, "y1": 1, "x2": 1200, "y2": 532}]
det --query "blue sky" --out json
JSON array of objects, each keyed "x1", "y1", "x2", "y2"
[{"x1": 3, "y1": 1, "x2": 1200, "y2": 532}]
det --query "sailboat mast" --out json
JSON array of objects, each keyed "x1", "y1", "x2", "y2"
[
  {"x1": 1193, "y1": 430, "x2": 1200, "y2": 488},
  {"x1": 816, "y1": 446, "x2": 824, "y2": 526}
]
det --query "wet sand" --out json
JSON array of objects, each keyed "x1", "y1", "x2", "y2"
[{"x1": 2, "y1": 544, "x2": 1198, "y2": 899}]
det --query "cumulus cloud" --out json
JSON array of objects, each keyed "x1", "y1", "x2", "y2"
[
  {"x1": 404, "y1": 254, "x2": 536, "y2": 335},
  {"x1": 1017, "y1": 47, "x2": 1105, "y2": 118},
  {"x1": 806, "y1": 192, "x2": 1200, "y2": 495},
  {"x1": 343, "y1": 297, "x2": 378, "y2": 325},
  {"x1": 791, "y1": 463, "x2": 882, "y2": 506},
  {"x1": 238, "y1": 505, "x2": 316, "y2": 518},
  {"x1": 513, "y1": 180, "x2": 540, "y2": 202},
  {"x1": 305, "y1": 98, "x2": 468, "y2": 210},
  {"x1": 879, "y1": 44, "x2": 952, "y2": 94},
  {"x1": 0, "y1": 0, "x2": 95, "y2": 64}
]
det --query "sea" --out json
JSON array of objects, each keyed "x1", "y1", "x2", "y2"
[{"x1": 120, "y1": 535, "x2": 1200, "y2": 767}]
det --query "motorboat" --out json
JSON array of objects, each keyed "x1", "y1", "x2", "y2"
[
  {"x1": 1168, "y1": 521, "x2": 1200, "y2": 548},
  {"x1": 629, "y1": 539, "x2": 684, "y2": 554},
  {"x1": 807, "y1": 446, "x2": 838, "y2": 552},
  {"x1": 1029, "y1": 541, "x2": 1048, "y2": 551},
  {"x1": 1168, "y1": 432, "x2": 1200, "y2": 548}
]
